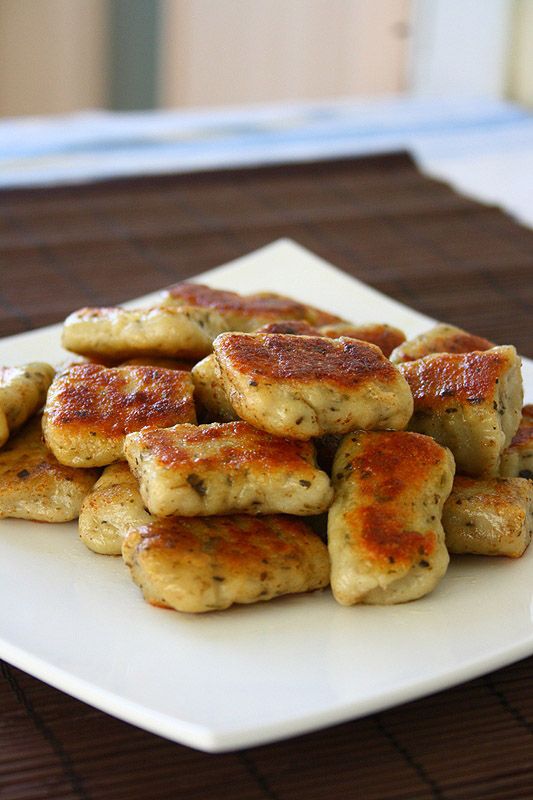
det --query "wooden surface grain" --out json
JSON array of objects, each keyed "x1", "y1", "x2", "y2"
[{"x1": 0, "y1": 153, "x2": 532, "y2": 799}]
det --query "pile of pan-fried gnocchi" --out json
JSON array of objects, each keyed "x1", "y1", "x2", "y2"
[{"x1": 0, "y1": 282, "x2": 531, "y2": 612}]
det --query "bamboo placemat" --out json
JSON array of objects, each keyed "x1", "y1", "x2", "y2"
[{"x1": 0, "y1": 153, "x2": 532, "y2": 799}]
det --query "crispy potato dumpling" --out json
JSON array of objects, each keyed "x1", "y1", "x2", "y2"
[
  {"x1": 122, "y1": 514, "x2": 330, "y2": 613},
  {"x1": 191, "y1": 354, "x2": 238, "y2": 422},
  {"x1": 62, "y1": 305, "x2": 227, "y2": 361},
  {"x1": 443, "y1": 476, "x2": 533, "y2": 557},
  {"x1": 120, "y1": 357, "x2": 194, "y2": 371},
  {"x1": 257, "y1": 321, "x2": 406, "y2": 358},
  {"x1": 43, "y1": 364, "x2": 196, "y2": 467},
  {"x1": 8, "y1": 273, "x2": 531, "y2": 621},
  {"x1": 255, "y1": 320, "x2": 321, "y2": 336},
  {"x1": 390, "y1": 324, "x2": 494, "y2": 363},
  {"x1": 78, "y1": 463, "x2": 152, "y2": 555},
  {"x1": 0, "y1": 363, "x2": 54, "y2": 447},
  {"x1": 500, "y1": 405, "x2": 533, "y2": 479},
  {"x1": 213, "y1": 333, "x2": 413, "y2": 439},
  {"x1": 0, "y1": 416, "x2": 99, "y2": 522},
  {"x1": 328, "y1": 430, "x2": 454, "y2": 605},
  {"x1": 124, "y1": 420, "x2": 333, "y2": 517},
  {"x1": 399, "y1": 346, "x2": 523, "y2": 477},
  {"x1": 162, "y1": 282, "x2": 342, "y2": 330},
  {"x1": 319, "y1": 323, "x2": 406, "y2": 358}
]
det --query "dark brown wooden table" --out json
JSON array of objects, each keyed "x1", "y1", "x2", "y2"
[{"x1": 1, "y1": 153, "x2": 532, "y2": 800}]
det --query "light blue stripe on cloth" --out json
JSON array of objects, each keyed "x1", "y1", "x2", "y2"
[
  {"x1": 0, "y1": 96, "x2": 531, "y2": 196},
  {"x1": 0, "y1": 97, "x2": 528, "y2": 158}
]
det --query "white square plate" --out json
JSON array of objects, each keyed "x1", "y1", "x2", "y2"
[{"x1": 1, "y1": 239, "x2": 532, "y2": 752}]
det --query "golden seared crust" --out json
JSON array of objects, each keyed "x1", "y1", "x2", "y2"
[
  {"x1": 0, "y1": 363, "x2": 55, "y2": 446},
  {"x1": 43, "y1": 364, "x2": 196, "y2": 467},
  {"x1": 522, "y1": 404, "x2": 533, "y2": 424},
  {"x1": 120, "y1": 357, "x2": 194, "y2": 370},
  {"x1": 253, "y1": 293, "x2": 342, "y2": 327},
  {"x1": 62, "y1": 305, "x2": 227, "y2": 361},
  {"x1": 191, "y1": 354, "x2": 238, "y2": 422},
  {"x1": 78, "y1": 463, "x2": 152, "y2": 555},
  {"x1": 256, "y1": 321, "x2": 406, "y2": 358},
  {"x1": 328, "y1": 430, "x2": 453, "y2": 605},
  {"x1": 214, "y1": 333, "x2": 413, "y2": 439},
  {"x1": 500, "y1": 406, "x2": 533, "y2": 479},
  {"x1": 122, "y1": 514, "x2": 330, "y2": 613},
  {"x1": 390, "y1": 324, "x2": 494, "y2": 363},
  {"x1": 319, "y1": 323, "x2": 406, "y2": 358},
  {"x1": 401, "y1": 349, "x2": 509, "y2": 407},
  {"x1": 164, "y1": 283, "x2": 308, "y2": 331},
  {"x1": 443, "y1": 476, "x2": 533, "y2": 557},
  {"x1": 129, "y1": 421, "x2": 317, "y2": 470},
  {"x1": 0, "y1": 416, "x2": 99, "y2": 522},
  {"x1": 0, "y1": 409, "x2": 8, "y2": 449},
  {"x1": 510, "y1": 410, "x2": 533, "y2": 450},
  {"x1": 124, "y1": 420, "x2": 333, "y2": 517},
  {"x1": 255, "y1": 320, "x2": 321, "y2": 335},
  {"x1": 215, "y1": 333, "x2": 397, "y2": 385},
  {"x1": 162, "y1": 282, "x2": 342, "y2": 331},
  {"x1": 399, "y1": 346, "x2": 523, "y2": 477}
]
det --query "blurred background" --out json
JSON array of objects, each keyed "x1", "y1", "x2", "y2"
[{"x1": 0, "y1": 0, "x2": 531, "y2": 117}]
